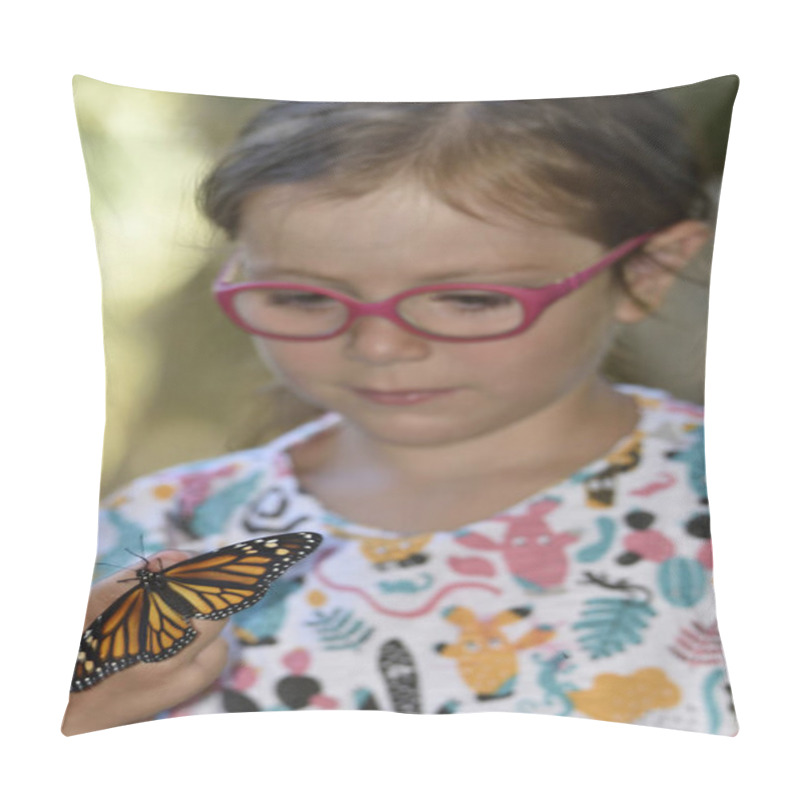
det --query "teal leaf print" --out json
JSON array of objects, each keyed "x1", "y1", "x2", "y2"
[
  {"x1": 658, "y1": 557, "x2": 707, "y2": 607},
  {"x1": 573, "y1": 597, "x2": 657, "y2": 659},
  {"x1": 94, "y1": 509, "x2": 152, "y2": 581},
  {"x1": 305, "y1": 607, "x2": 375, "y2": 650},
  {"x1": 189, "y1": 473, "x2": 262, "y2": 537}
]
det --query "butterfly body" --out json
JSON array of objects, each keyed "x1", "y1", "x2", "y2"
[
  {"x1": 133, "y1": 567, "x2": 197, "y2": 614},
  {"x1": 71, "y1": 532, "x2": 323, "y2": 692}
]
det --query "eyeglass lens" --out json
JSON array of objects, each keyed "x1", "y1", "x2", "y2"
[{"x1": 232, "y1": 287, "x2": 526, "y2": 338}]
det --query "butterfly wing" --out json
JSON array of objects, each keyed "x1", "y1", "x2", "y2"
[
  {"x1": 70, "y1": 531, "x2": 322, "y2": 692},
  {"x1": 158, "y1": 531, "x2": 324, "y2": 620},
  {"x1": 71, "y1": 583, "x2": 198, "y2": 692}
]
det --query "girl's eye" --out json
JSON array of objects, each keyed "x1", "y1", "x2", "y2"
[
  {"x1": 266, "y1": 291, "x2": 338, "y2": 309},
  {"x1": 430, "y1": 292, "x2": 514, "y2": 311}
]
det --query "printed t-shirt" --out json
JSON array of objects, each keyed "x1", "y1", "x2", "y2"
[{"x1": 93, "y1": 384, "x2": 738, "y2": 735}]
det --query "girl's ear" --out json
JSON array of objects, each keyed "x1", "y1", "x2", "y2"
[{"x1": 614, "y1": 220, "x2": 711, "y2": 324}]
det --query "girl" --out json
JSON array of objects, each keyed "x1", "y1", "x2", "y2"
[{"x1": 63, "y1": 91, "x2": 738, "y2": 735}]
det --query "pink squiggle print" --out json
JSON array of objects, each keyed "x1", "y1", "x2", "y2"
[
  {"x1": 669, "y1": 621, "x2": 723, "y2": 665},
  {"x1": 629, "y1": 472, "x2": 677, "y2": 497},
  {"x1": 312, "y1": 550, "x2": 500, "y2": 618}
]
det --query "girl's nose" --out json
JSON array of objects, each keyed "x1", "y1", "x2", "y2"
[{"x1": 343, "y1": 314, "x2": 431, "y2": 363}]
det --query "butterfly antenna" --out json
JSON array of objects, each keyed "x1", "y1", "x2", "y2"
[
  {"x1": 95, "y1": 560, "x2": 124, "y2": 570},
  {"x1": 124, "y1": 547, "x2": 149, "y2": 568}
]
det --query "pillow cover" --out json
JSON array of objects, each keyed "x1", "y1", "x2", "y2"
[{"x1": 64, "y1": 75, "x2": 739, "y2": 736}]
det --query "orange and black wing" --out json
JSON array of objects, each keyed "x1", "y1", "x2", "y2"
[
  {"x1": 71, "y1": 583, "x2": 197, "y2": 692},
  {"x1": 70, "y1": 531, "x2": 323, "y2": 692},
  {"x1": 158, "y1": 531, "x2": 324, "y2": 620}
]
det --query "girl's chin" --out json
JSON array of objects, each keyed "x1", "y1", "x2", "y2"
[{"x1": 344, "y1": 409, "x2": 497, "y2": 448}]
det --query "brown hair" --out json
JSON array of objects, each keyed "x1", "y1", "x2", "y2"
[{"x1": 199, "y1": 96, "x2": 712, "y2": 248}]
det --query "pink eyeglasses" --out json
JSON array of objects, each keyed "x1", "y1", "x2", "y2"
[{"x1": 212, "y1": 231, "x2": 655, "y2": 342}]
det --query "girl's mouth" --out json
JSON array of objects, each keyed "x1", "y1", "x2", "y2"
[{"x1": 351, "y1": 387, "x2": 458, "y2": 405}]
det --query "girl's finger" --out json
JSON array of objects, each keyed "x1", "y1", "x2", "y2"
[{"x1": 179, "y1": 637, "x2": 230, "y2": 693}]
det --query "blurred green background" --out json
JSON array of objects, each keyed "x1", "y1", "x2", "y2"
[{"x1": 73, "y1": 76, "x2": 735, "y2": 499}]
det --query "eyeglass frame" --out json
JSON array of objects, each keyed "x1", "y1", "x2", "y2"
[{"x1": 212, "y1": 230, "x2": 656, "y2": 343}]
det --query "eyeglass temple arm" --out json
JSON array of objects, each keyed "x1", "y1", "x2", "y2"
[
  {"x1": 561, "y1": 231, "x2": 656, "y2": 291},
  {"x1": 214, "y1": 256, "x2": 241, "y2": 289}
]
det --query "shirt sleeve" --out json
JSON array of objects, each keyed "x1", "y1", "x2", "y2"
[
  {"x1": 94, "y1": 469, "x2": 199, "y2": 581},
  {"x1": 92, "y1": 451, "x2": 269, "y2": 579}
]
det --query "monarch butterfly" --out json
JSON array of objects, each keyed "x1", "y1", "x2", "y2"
[{"x1": 71, "y1": 531, "x2": 323, "y2": 692}]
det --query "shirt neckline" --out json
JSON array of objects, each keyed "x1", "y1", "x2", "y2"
[{"x1": 269, "y1": 383, "x2": 672, "y2": 538}]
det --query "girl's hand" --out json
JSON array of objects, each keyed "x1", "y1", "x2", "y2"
[{"x1": 61, "y1": 551, "x2": 230, "y2": 736}]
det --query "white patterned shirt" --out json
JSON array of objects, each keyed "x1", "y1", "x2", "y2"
[{"x1": 92, "y1": 384, "x2": 738, "y2": 735}]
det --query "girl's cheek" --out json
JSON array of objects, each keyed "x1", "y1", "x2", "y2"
[
  {"x1": 254, "y1": 341, "x2": 339, "y2": 379},
  {"x1": 462, "y1": 317, "x2": 610, "y2": 379}
]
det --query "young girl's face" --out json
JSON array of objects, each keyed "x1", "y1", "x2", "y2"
[{"x1": 237, "y1": 180, "x2": 632, "y2": 448}]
